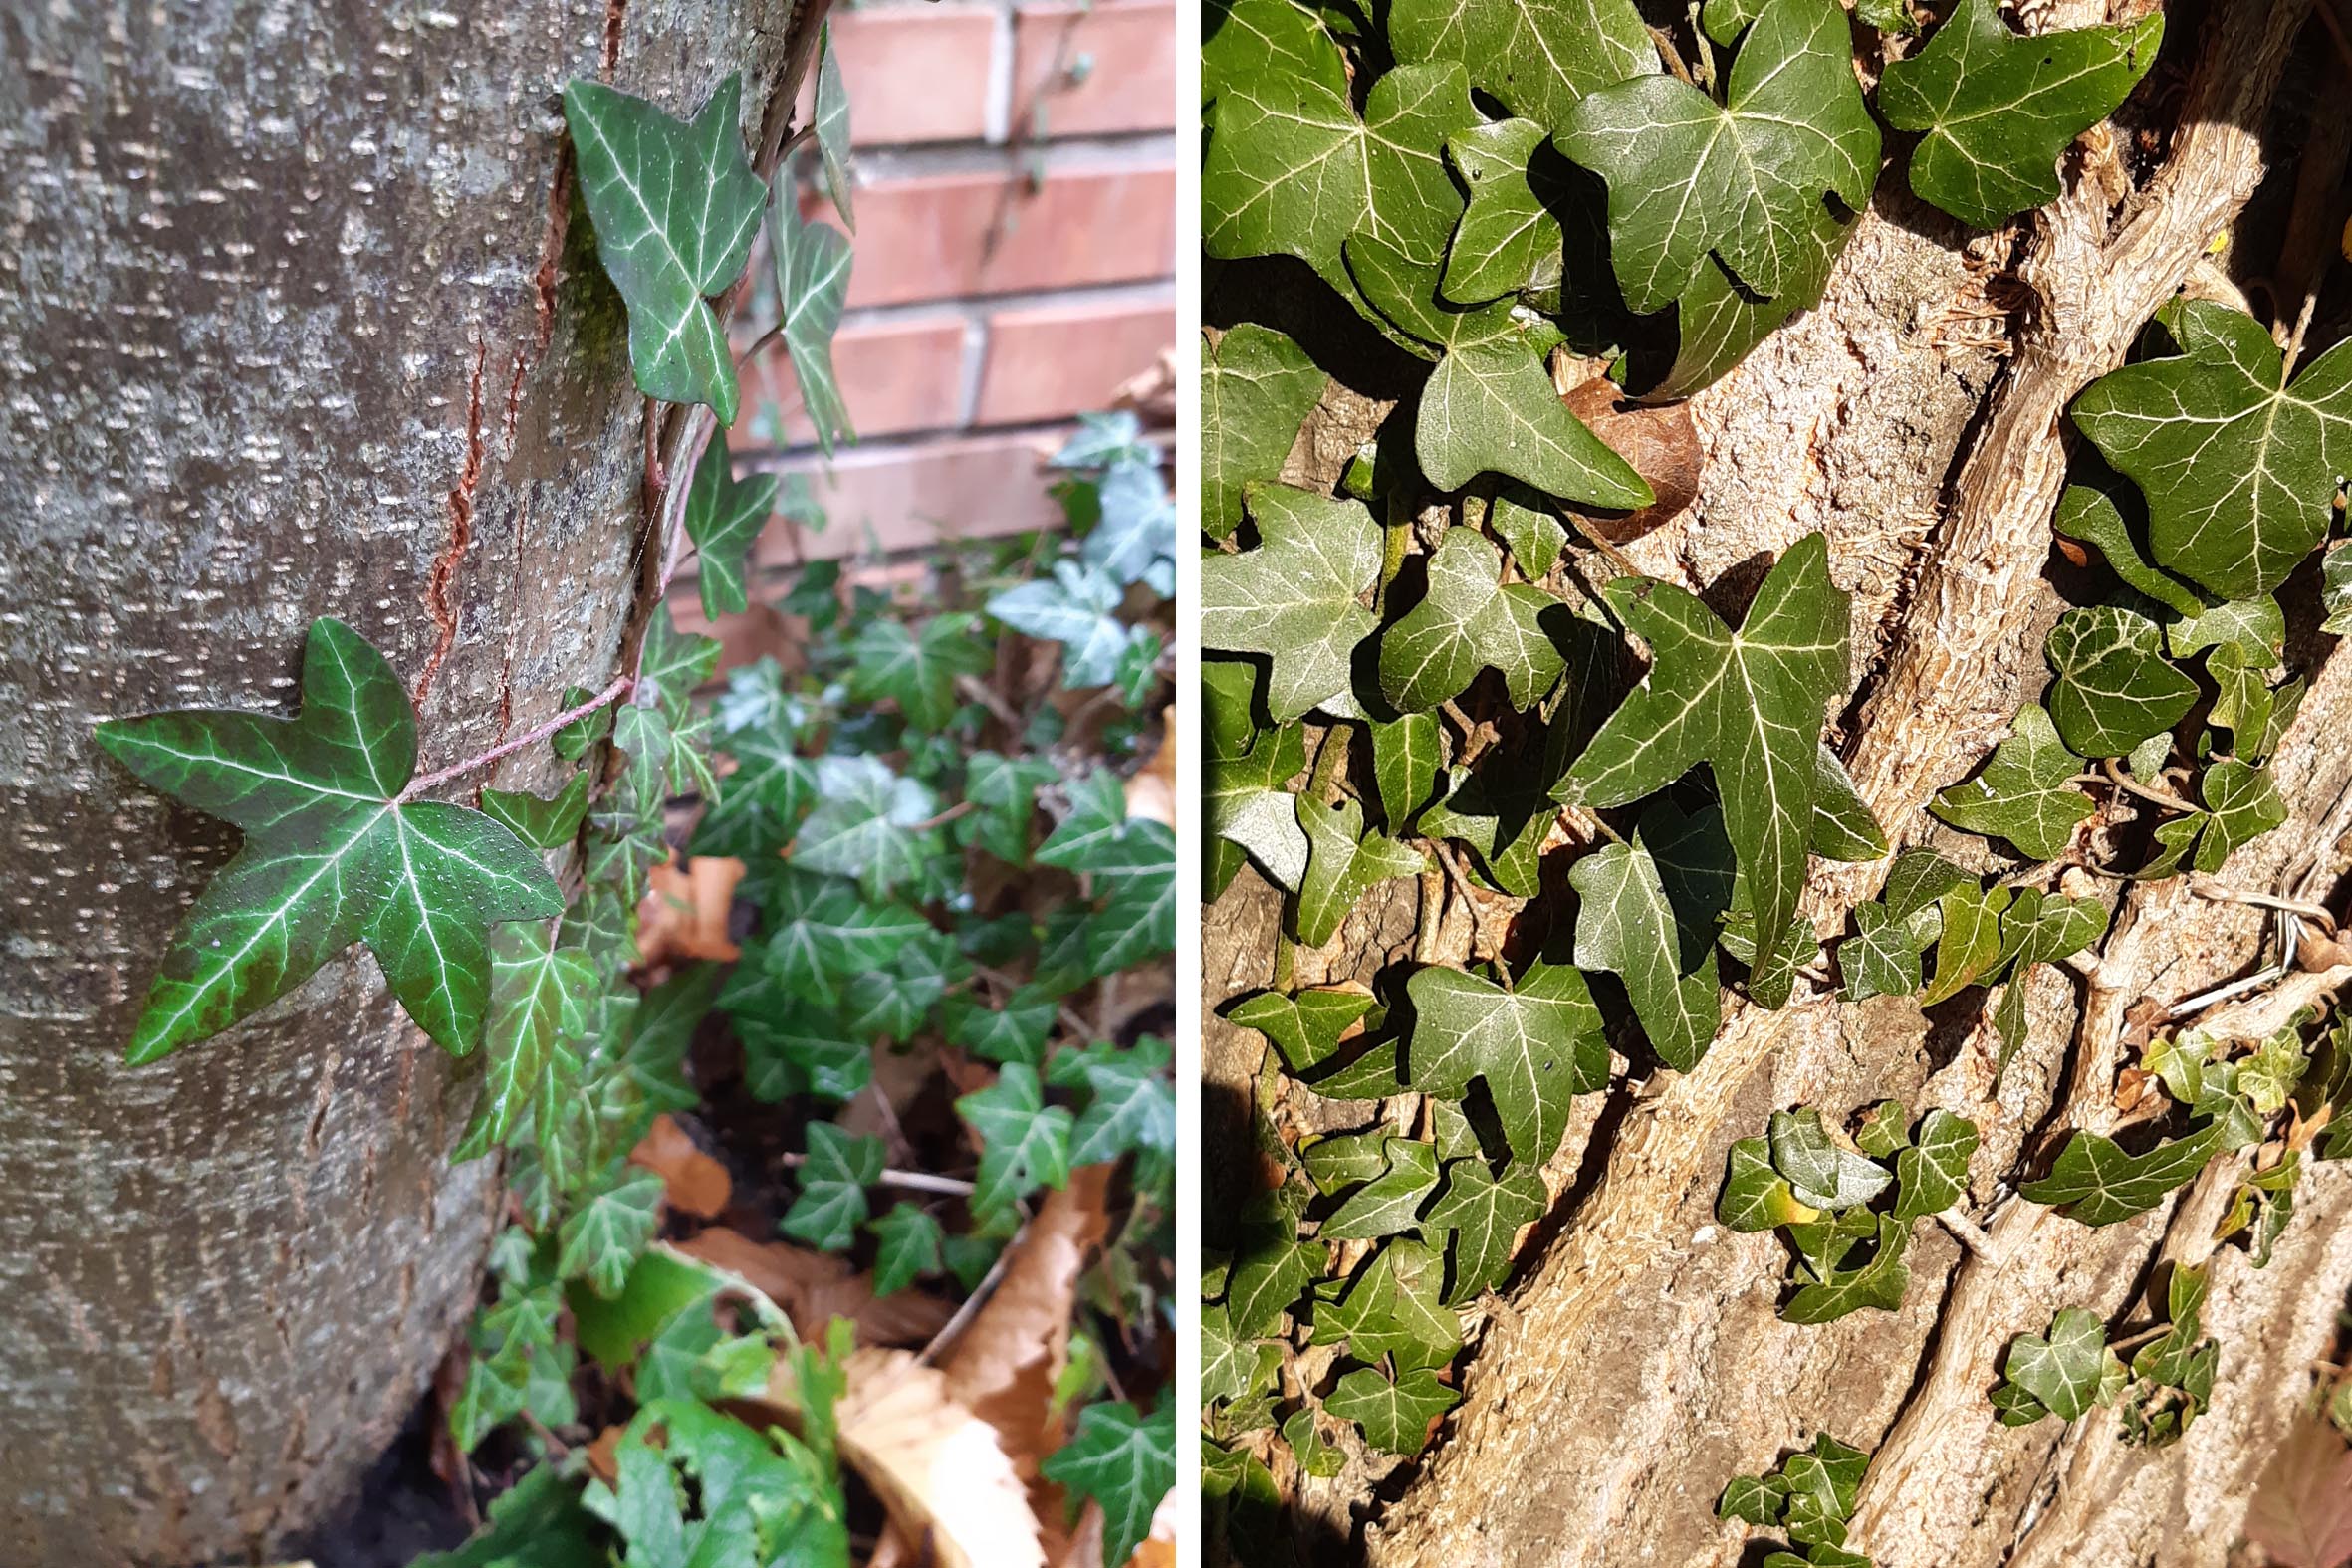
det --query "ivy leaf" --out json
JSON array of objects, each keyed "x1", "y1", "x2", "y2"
[
  {"x1": 1225, "y1": 1194, "x2": 1319, "y2": 1337},
  {"x1": 846, "y1": 612, "x2": 989, "y2": 732},
  {"x1": 552, "y1": 684, "x2": 616, "y2": 761},
  {"x1": 2191, "y1": 758, "x2": 2287, "y2": 872},
  {"x1": 940, "y1": 986, "x2": 1059, "y2": 1067},
  {"x1": 557, "y1": 1170, "x2": 665, "y2": 1298},
  {"x1": 793, "y1": 755, "x2": 937, "y2": 897},
  {"x1": 1440, "y1": 119, "x2": 1562, "y2": 305},
  {"x1": 770, "y1": 168, "x2": 855, "y2": 456},
  {"x1": 957, "y1": 1062, "x2": 1074, "y2": 1221},
  {"x1": 1568, "y1": 815, "x2": 1722, "y2": 1071},
  {"x1": 692, "y1": 722, "x2": 816, "y2": 859},
  {"x1": 1041, "y1": 1403, "x2": 1176, "y2": 1568},
  {"x1": 1878, "y1": 0, "x2": 2162, "y2": 228},
  {"x1": 1325, "y1": 1366, "x2": 1460, "y2": 1455},
  {"x1": 1315, "y1": 1235, "x2": 1460, "y2": 1361},
  {"x1": 1387, "y1": 0, "x2": 1652, "y2": 130},
  {"x1": 989, "y1": 560, "x2": 1142, "y2": 691},
  {"x1": 781, "y1": 1122, "x2": 884, "y2": 1251},
  {"x1": 1204, "y1": 326, "x2": 1326, "y2": 541},
  {"x1": 1302, "y1": 1130, "x2": 1398, "y2": 1193},
  {"x1": 1202, "y1": 484, "x2": 1383, "y2": 722},
  {"x1": 1209, "y1": 725, "x2": 1310, "y2": 893},
  {"x1": 96, "y1": 617, "x2": 565, "y2": 1063},
  {"x1": 481, "y1": 772, "x2": 592, "y2": 852},
  {"x1": 562, "y1": 75, "x2": 766, "y2": 423},
  {"x1": 2019, "y1": 1123, "x2": 2223, "y2": 1226},
  {"x1": 1227, "y1": 986, "x2": 1377, "y2": 1073},
  {"x1": 1379, "y1": 529, "x2": 1569, "y2": 711},
  {"x1": 1404, "y1": 961, "x2": 1608, "y2": 1164},
  {"x1": 2003, "y1": 1308, "x2": 2114, "y2": 1422},
  {"x1": 1321, "y1": 1138, "x2": 1441, "y2": 1239},
  {"x1": 1931, "y1": 702, "x2": 2095, "y2": 859},
  {"x1": 1370, "y1": 711, "x2": 1445, "y2": 832},
  {"x1": 1554, "y1": 533, "x2": 1849, "y2": 993},
  {"x1": 1067, "y1": 1035, "x2": 1176, "y2": 1167},
  {"x1": 1346, "y1": 231, "x2": 1653, "y2": 507},
  {"x1": 726, "y1": 869, "x2": 927, "y2": 1012},
  {"x1": 1768, "y1": 1108, "x2": 1892, "y2": 1211},
  {"x1": 1839, "y1": 900, "x2": 1929, "y2": 1003},
  {"x1": 1556, "y1": 0, "x2": 1878, "y2": 314},
  {"x1": 1919, "y1": 879, "x2": 2008, "y2": 1006},
  {"x1": 1295, "y1": 796, "x2": 1428, "y2": 946},
  {"x1": 1809, "y1": 746, "x2": 1888, "y2": 862},
  {"x1": 683, "y1": 441, "x2": 780, "y2": 619},
  {"x1": 455, "y1": 924, "x2": 594, "y2": 1158},
  {"x1": 2052, "y1": 484, "x2": 2207, "y2": 618},
  {"x1": 1780, "y1": 1214, "x2": 1910, "y2": 1323},
  {"x1": 1421, "y1": 1159, "x2": 1546, "y2": 1300},
  {"x1": 1719, "y1": 1135, "x2": 1820, "y2": 1232},
  {"x1": 1892, "y1": 1108, "x2": 1979, "y2": 1223},
  {"x1": 2084, "y1": 300, "x2": 2352, "y2": 596},
  {"x1": 812, "y1": 26, "x2": 854, "y2": 231},
  {"x1": 2043, "y1": 603, "x2": 2197, "y2": 759},
  {"x1": 1203, "y1": 1305, "x2": 1265, "y2": 1406},
  {"x1": 1203, "y1": 0, "x2": 1477, "y2": 292},
  {"x1": 1718, "y1": 1474, "x2": 1785, "y2": 1526},
  {"x1": 1650, "y1": 195, "x2": 1850, "y2": 401}
]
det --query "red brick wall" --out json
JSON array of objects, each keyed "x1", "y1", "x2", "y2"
[{"x1": 725, "y1": 0, "x2": 1176, "y2": 567}]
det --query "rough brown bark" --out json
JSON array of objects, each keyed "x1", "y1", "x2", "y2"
[
  {"x1": 1205, "y1": 2, "x2": 2352, "y2": 1563},
  {"x1": 0, "y1": 4, "x2": 801, "y2": 1562}
]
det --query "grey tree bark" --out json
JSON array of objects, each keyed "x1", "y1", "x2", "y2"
[
  {"x1": 0, "y1": 2, "x2": 803, "y2": 1562},
  {"x1": 1205, "y1": 1, "x2": 2352, "y2": 1563}
]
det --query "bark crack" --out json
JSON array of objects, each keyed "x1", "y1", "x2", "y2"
[{"x1": 413, "y1": 338, "x2": 490, "y2": 706}]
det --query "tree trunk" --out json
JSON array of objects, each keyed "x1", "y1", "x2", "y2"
[
  {"x1": 0, "y1": 3, "x2": 801, "y2": 1561},
  {"x1": 1204, "y1": 1, "x2": 2352, "y2": 1562}
]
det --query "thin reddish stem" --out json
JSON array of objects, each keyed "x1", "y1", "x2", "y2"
[{"x1": 400, "y1": 675, "x2": 633, "y2": 800}]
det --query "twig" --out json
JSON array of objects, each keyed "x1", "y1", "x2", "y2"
[
  {"x1": 920, "y1": 1226, "x2": 1017, "y2": 1364},
  {"x1": 400, "y1": 676, "x2": 633, "y2": 800},
  {"x1": 956, "y1": 673, "x2": 1024, "y2": 732},
  {"x1": 906, "y1": 800, "x2": 975, "y2": 833},
  {"x1": 2282, "y1": 287, "x2": 2321, "y2": 380},
  {"x1": 734, "y1": 321, "x2": 786, "y2": 374},
  {"x1": 2188, "y1": 877, "x2": 2338, "y2": 935},
  {"x1": 1560, "y1": 509, "x2": 1641, "y2": 580},
  {"x1": 2101, "y1": 757, "x2": 2199, "y2": 815},
  {"x1": 1933, "y1": 1208, "x2": 2006, "y2": 1267},
  {"x1": 779, "y1": 1152, "x2": 975, "y2": 1196}
]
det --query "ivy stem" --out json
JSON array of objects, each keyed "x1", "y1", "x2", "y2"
[
  {"x1": 652, "y1": 405, "x2": 719, "y2": 607},
  {"x1": 1561, "y1": 509, "x2": 1641, "y2": 580},
  {"x1": 1307, "y1": 722, "x2": 1353, "y2": 802},
  {"x1": 734, "y1": 321, "x2": 786, "y2": 374},
  {"x1": 2100, "y1": 757, "x2": 2200, "y2": 815},
  {"x1": 399, "y1": 675, "x2": 634, "y2": 801}
]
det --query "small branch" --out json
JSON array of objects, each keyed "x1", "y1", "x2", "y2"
[
  {"x1": 906, "y1": 799, "x2": 976, "y2": 834},
  {"x1": 2188, "y1": 877, "x2": 2338, "y2": 935},
  {"x1": 652, "y1": 405, "x2": 719, "y2": 606},
  {"x1": 920, "y1": 1225, "x2": 1017, "y2": 1364},
  {"x1": 2100, "y1": 757, "x2": 2199, "y2": 815},
  {"x1": 2281, "y1": 288, "x2": 2321, "y2": 380},
  {"x1": 779, "y1": 1152, "x2": 975, "y2": 1196},
  {"x1": 1561, "y1": 509, "x2": 1642, "y2": 580},
  {"x1": 1933, "y1": 1208, "x2": 2006, "y2": 1267},
  {"x1": 400, "y1": 676, "x2": 632, "y2": 800},
  {"x1": 734, "y1": 322, "x2": 786, "y2": 375}
]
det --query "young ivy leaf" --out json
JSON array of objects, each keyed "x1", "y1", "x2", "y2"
[
  {"x1": 1767, "y1": 1108, "x2": 1892, "y2": 1211},
  {"x1": 1294, "y1": 796, "x2": 1427, "y2": 947},
  {"x1": 1378, "y1": 529, "x2": 1569, "y2": 712},
  {"x1": 1226, "y1": 985, "x2": 1378, "y2": 1073},
  {"x1": 1203, "y1": 485, "x2": 1383, "y2": 722},
  {"x1": 794, "y1": 754, "x2": 937, "y2": 898},
  {"x1": 2043, "y1": 603, "x2": 2198, "y2": 760},
  {"x1": 770, "y1": 167, "x2": 855, "y2": 457},
  {"x1": 1568, "y1": 811, "x2": 1722, "y2": 1071},
  {"x1": 1314, "y1": 1235, "x2": 1461, "y2": 1360},
  {"x1": 1554, "y1": 533, "x2": 1849, "y2": 994},
  {"x1": 1324, "y1": 1366, "x2": 1461, "y2": 1456},
  {"x1": 96, "y1": 617, "x2": 565, "y2": 1064},
  {"x1": 1718, "y1": 1136, "x2": 1821, "y2": 1232},
  {"x1": 1321, "y1": 1138, "x2": 1442, "y2": 1239},
  {"x1": 562, "y1": 75, "x2": 766, "y2": 424},
  {"x1": 2018, "y1": 1122, "x2": 2223, "y2": 1226},
  {"x1": 1440, "y1": 119, "x2": 1562, "y2": 306},
  {"x1": 2190, "y1": 758, "x2": 2288, "y2": 873},
  {"x1": 782, "y1": 1122, "x2": 884, "y2": 1251},
  {"x1": 812, "y1": 25, "x2": 854, "y2": 232},
  {"x1": 1203, "y1": 0, "x2": 1476, "y2": 294},
  {"x1": 1839, "y1": 901, "x2": 1930, "y2": 1003},
  {"x1": 1345, "y1": 231, "x2": 1654, "y2": 508},
  {"x1": 845, "y1": 612, "x2": 990, "y2": 732},
  {"x1": 556, "y1": 1169, "x2": 665, "y2": 1298},
  {"x1": 454, "y1": 923, "x2": 594, "y2": 1159},
  {"x1": 683, "y1": 439, "x2": 782, "y2": 619},
  {"x1": 1403, "y1": 961, "x2": 1608, "y2": 1164},
  {"x1": 2072, "y1": 300, "x2": 2352, "y2": 600},
  {"x1": 1930, "y1": 702, "x2": 2095, "y2": 860},
  {"x1": 1371, "y1": 711, "x2": 1445, "y2": 830},
  {"x1": 1040, "y1": 1403, "x2": 1176, "y2": 1568},
  {"x1": 2002, "y1": 1308, "x2": 2116, "y2": 1422},
  {"x1": 1203, "y1": 325, "x2": 1326, "y2": 541},
  {"x1": 1209, "y1": 725, "x2": 1310, "y2": 895},
  {"x1": 1556, "y1": 0, "x2": 1878, "y2": 314},
  {"x1": 1878, "y1": 0, "x2": 2162, "y2": 229},
  {"x1": 1891, "y1": 1108, "x2": 1979, "y2": 1223},
  {"x1": 1421, "y1": 1159, "x2": 1547, "y2": 1301},
  {"x1": 1387, "y1": 0, "x2": 1652, "y2": 131},
  {"x1": 481, "y1": 771, "x2": 592, "y2": 851},
  {"x1": 1780, "y1": 1214, "x2": 1910, "y2": 1324},
  {"x1": 957, "y1": 1062, "x2": 1075, "y2": 1222}
]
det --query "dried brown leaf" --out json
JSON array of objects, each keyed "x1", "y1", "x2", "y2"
[
  {"x1": 1560, "y1": 380, "x2": 1702, "y2": 543},
  {"x1": 637, "y1": 853, "x2": 745, "y2": 965},
  {"x1": 2248, "y1": 1418, "x2": 2352, "y2": 1568},
  {"x1": 628, "y1": 1113, "x2": 732, "y2": 1220},
  {"x1": 828, "y1": 1348, "x2": 1048, "y2": 1568},
  {"x1": 673, "y1": 1229, "x2": 951, "y2": 1347}
]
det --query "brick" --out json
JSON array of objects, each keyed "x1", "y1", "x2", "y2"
[
  {"x1": 753, "y1": 430, "x2": 1072, "y2": 560},
  {"x1": 845, "y1": 165, "x2": 1177, "y2": 308},
  {"x1": 1011, "y1": 1, "x2": 1177, "y2": 137},
  {"x1": 816, "y1": 4, "x2": 997, "y2": 146},
  {"x1": 744, "y1": 314, "x2": 968, "y2": 444},
  {"x1": 975, "y1": 298, "x2": 1174, "y2": 425}
]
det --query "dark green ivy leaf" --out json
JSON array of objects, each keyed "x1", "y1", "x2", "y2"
[
  {"x1": 1404, "y1": 961, "x2": 1608, "y2": 1164},
  {"x1": 1378, "y1": 529, "x2": 1570, "y2": 712},
  {"x1": 1041, "y1": 1403, "x2": 1176, "y2": 1568},
  {"x1": 1227, "y1": 986, "x2": 1378, "y2": 1073},
  {"x1": 846, "y1": 612, "x2": 989, "y2": 733},
  {"x1": 1439, "y1": 119, "x2": 1563, "y2": 305},
  {"x1": 1294, "y1": 795, "x2": 1428, "y2": 947},
  {"x1": 2019, "y1": 1122, "x2": 2223, "y2": 1226},
  {"x1": 1931, "y1": 702, "x2": 2095, "y2": 860},
  {"x1": 782, "y1": 1122, "x2": 885, "y2": 1251},
  {"x1": 1321, "y1": 1137, "x2": 1441, "y2": 1239},
  {"x1": 1780, "y1": 1214, "x2": 1910, "y2": 1323},
  {"x1": 481, "y1": 771, "x2": 591, "y2": 852},
  {"x1": 562, "y1": 75, "x2": 766, "y2": 423},
  {"x1": 1203, "y1": 325, "x2": 1326, "y2": 541},
  {"x1": 1568, "y1": 814, "x2": 1722, "y2": 1071},
  {"x1": 683, "y1": 440, "x2": 781, "y2": 619},
  {"x1": 2044, "y1": 602, "x2": 2197, "y2": 760},
  {"x1": 1892, "y1": 1108, "x2": 1979, "y2": 1223},
  {"x1": 1324, "y1": 1366, "x2": 1460, "y2": 1455},
  {"x1": 1387, "y1": 0, "x2": 1652, "y2": 130},
  {"x1": 957, "y1": 1062, "x2": 1074, "y2": 1221},
  {"x1": 771, "y1": 166, "x2": 855, "y2": 456},
  {"x1": 96, "y1": 617, "x2": 564, "y2": 1063},
  {"x1": 1421, "y1": 1159, "x2": 1546, "y2": 1300},
  {"x1": 2002, "y1": 1307, "x2": 2119, "y2": 1422},
  {"x1": 1202, "y1": 484, "x2": 1383, "y2": 722},
  {"x1": 1878, "y1": 0, "x2": 2161, "y2": 228}
]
